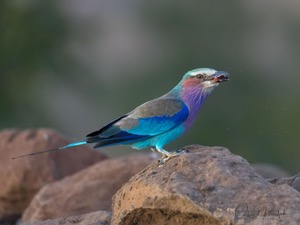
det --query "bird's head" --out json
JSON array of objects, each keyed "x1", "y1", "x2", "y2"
[{"x1": 181, "y1": 68, "x2": 229, "y2": 94}]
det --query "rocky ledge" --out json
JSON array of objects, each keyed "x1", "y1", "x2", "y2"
[
  {"x1": 112, "y1": 146, "x2": 300, "y2": 225},
  {"x1": 0, "y1": 129, "x2": 299, "y2": 225}
]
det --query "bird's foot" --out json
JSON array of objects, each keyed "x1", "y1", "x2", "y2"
[
  {"x1": 175, "y1": 148, "x2": 190, "y2": 154},
  {"x1": 158, "y1": 149, "x2": 190, "y2": 165}
]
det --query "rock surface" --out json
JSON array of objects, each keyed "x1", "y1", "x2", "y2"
[
  {"x1": 269, "y1": 174, "x2": 300, "y2": 192},
  {"x1": 112, "y1": 145, "x2": 300, "y2": 225},
  {"x1": 252, "y1": 163, "x2": 290, "y2": 179},
  {"x1": 22, "y1": 211, "x2": 111, "y2": 225},
  {"x1": 21, "y1": 153, "x2": 156, "y2": 223},
  {"x1": 0, "y1": 129, "x2": 106, "y2": 224}
]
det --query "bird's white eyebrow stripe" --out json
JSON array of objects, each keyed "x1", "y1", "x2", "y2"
[
  {"x1": 189, "y1": 68, "x2": 217, "y2": 76},
  {"x1": 190, "y1": 71, "x2": 202, "y2": 76},
  {"x1": 190, "y1": 72, "x2": 206, "y2": 76}
]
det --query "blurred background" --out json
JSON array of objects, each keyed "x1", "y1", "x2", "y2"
[{"x1": 1, "y1": 0, "x2": 299, "y2": 173}]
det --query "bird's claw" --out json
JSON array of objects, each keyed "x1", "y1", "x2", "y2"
[
  {"x1": 175, "y1": 148, "x2": 190, "y2": 154},
  {"x1": 158, "y1": 149, "x2": 189, "y2": 165},
  {"x1": 158, "y1": 155, "x2": 173, "y2": 165}
]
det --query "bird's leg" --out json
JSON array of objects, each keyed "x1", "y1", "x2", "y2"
[
  {"x1": 151, "y1": 147, "x2": 169, "y2": 160},
  {"x1": 151, "y1": 147, "x2": 184, "y2": 164}
]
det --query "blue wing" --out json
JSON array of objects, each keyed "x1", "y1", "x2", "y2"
[{"x1": 86, "y1": 98, "x2": 189, "y2": 148}]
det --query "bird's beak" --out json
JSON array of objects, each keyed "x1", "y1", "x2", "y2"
[{"x1": 206, "y1": 71, "x2": 229, "y2": 83}]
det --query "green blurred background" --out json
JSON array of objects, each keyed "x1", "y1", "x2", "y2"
[{"x1": 1, "y1": 0, "x2": 299, "y2": 173}]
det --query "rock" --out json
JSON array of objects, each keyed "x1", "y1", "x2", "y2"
[
  {"x1": 268, "y1": 174, "x2": 300, "y2": 192},
  {"x1": 112, "y1": 145, "x2": 300, "y2": 225},
  {"x1": 0, "y1": 129, "x2": 107, "y2": 224},
  {"x1": 21, "y1": 153, "x2": 156, "y2": 223},
  {"x1": 252, "y1": 163, "x2": 290, "y2": 179},
  {"x1": 22, "y1": 211, "x2": 111, "y2": 225}
]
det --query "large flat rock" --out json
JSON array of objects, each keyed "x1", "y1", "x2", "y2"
[{"x1": 112, "y1": 145, "x2": 300, "y2": 225}]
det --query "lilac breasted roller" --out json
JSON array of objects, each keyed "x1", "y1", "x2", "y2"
[{"x1": 12, "y1": 68, "x2": 229, "y2": 162}]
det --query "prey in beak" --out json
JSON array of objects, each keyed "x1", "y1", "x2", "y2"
[{"x1": 208, "y1": 71, "x2": 230, "y2": 83}]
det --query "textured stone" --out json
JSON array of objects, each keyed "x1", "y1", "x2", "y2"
[
  {"x1": 21, "y1": 153, "x2": 156, "y2": 223},
  {"x1": 252, "y1": 163, "x2": 289, "y2": 179},
  {"x1": 0, "y1": 129, "x2": 106, "y2": 224},
  {"x1": 112, "y1": 145, "x2": 300, "y2": 225},
  {"x1": 269, "y1": 174, "x2": 300, "y2": 192},
  {"x1": 22, "y1": 211, "x2": 111, "y2": 225}
]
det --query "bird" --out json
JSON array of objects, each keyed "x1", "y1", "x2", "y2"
[{"x1": 12, "y1": 68, "x2": 229, "y2": 162}]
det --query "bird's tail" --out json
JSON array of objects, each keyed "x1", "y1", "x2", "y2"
[{"x1": 11, "y1": 140, "x2": 87, "y2": 159}]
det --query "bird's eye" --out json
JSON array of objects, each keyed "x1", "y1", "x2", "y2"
[{"x1": 196, "y1": 74, "x2": 204, "y2": 79}]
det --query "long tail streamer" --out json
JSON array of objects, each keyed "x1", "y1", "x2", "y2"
[{"x1": 11, "y1": 140, "x2": 87, "y2": 159}]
